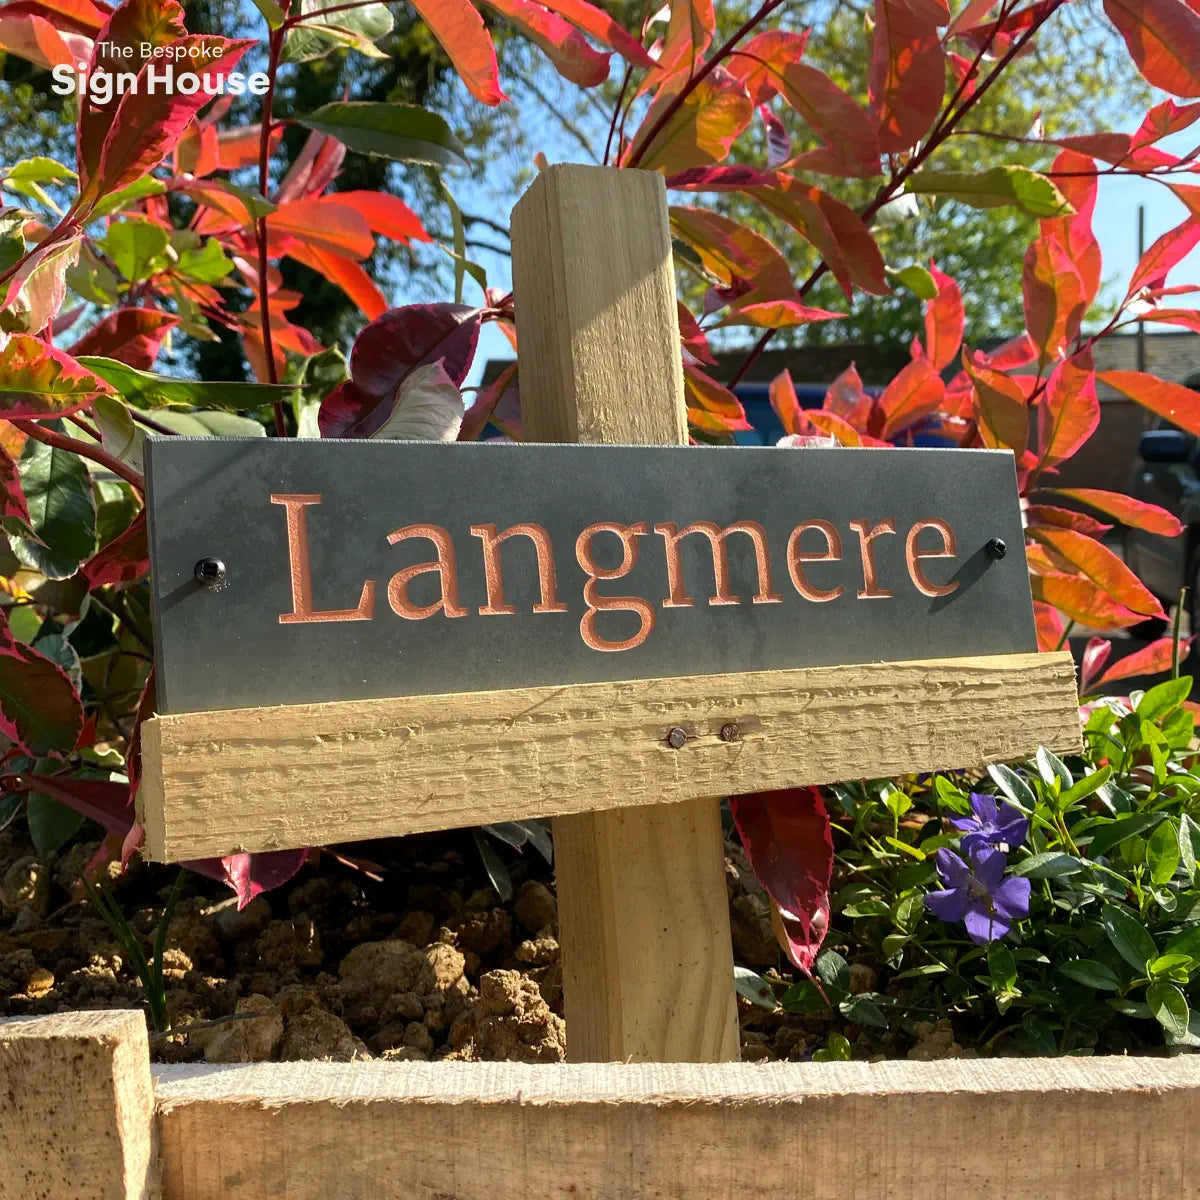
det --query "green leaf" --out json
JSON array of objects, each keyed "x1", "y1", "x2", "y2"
[
  {"x1": 987, "y1": 943, "x2": 1018, "y2": 992},
  {"x1": 0, "y1": 207, "x2": 25, "y2": 275},
  {"x1": 1058, "y1": 958, "x2": 1121, "y2": 991},
  {"x1": 907, "y1": 166, "x2": 1074, "y2": 218},
  {"x1": 33, "y1": 632, "x2": 81, "y2": 692},
  {"x1": 889, "y1": 263, "x2": 937, "y2": 299},
  {"x1": 26, "y1": 792, "x2": 84, "y2": 856},
  {"x1": 1013, "y1": 852, "x2": 1084, "y2": 879},
  {"x1": 151, "y1": 411, "x2": 267, "y2": 437},
  {"x1": 1035, "y1": 747, "x2": 1073, "y2": 789},
  {"x1": 12, "y1": 438, "x2": 97, "y2": 580},
  {"x1": 1146, "y1": 980, "x2": 1190, "y2": 1039},
  {"x1": 781, "y1": 979, "x2": 828, "y2": 1014},
  {"x1": 249, "y1": 0, "x2": 285, "y2": 27},
  {"x1": 91, "y1": 178, "x2": 168, "y2": 220},
  {"x1": 1102, "y1": 905, "x2": 1158, "y2": 972},
  {"x1": 1087, "y1": 812, "x2": 1164, "y2": 859},
  {"x1": 1147, "y1": 953, "x2": 1192, "y2": 982},
  {"x1": 440, "y1": 177, "x2": 468, "y2": 304},
  {"x1": 734, "y1": 966, "x2": 779, "y2": 1011},
  {"x1": 986, "y1": 763, "x2": 1035, "y2": 813},
  {"x1": 839, "y1": 993, "x2": 888, "y2": 1028},
  {"x1": 1179, "y1": 815, "x2": 1199, "y2": 882},
  {"x1": 78, "y1": 358, "x2": 293, "y2": 411},
  {"x1": 1136, "y1": 676, "x2": 1191, "y2": 724},
  {"x1": 813, "y1": 1032, "x2": 852, "y2": 1062},
  {"x1": 842, "y1": 898, "x2": 891, "y2": 918},
  {"x1": 1056, "y1": 765, "x2": 1113, "y2": 811},
  {"x1": 175, "y1": 238, "x2": 235, "y2": 284},
  {"x1": 283, "y1": 0, "x2": 392, "y2": 60},
  {"x1": 1147, "y1": 818, "x2": 1181, "y2": 886},
  {"x1": 100, "y1": 218, "x2": 169, "y2": 285},
  {"x1": 296, "y1": 102, "x2": 468, "y2": 168},
  {"x1": 2, "y1": 157, "x2": 76, "y2": 209},
  {"x1": 816, "y1": 948, "x2": 850, "y2": 995}
]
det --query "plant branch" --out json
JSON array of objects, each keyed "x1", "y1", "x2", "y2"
[
  {"x1": 625, "y1": 0, "x2": 789, "y2": 168},
  {"x1": 12, "y1": 419, "x2": 143, "y2": 493}
]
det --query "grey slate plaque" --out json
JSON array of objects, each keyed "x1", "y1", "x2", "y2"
[{"x1": 145, "y1": 439, "x2": 1037, "y2": 715}]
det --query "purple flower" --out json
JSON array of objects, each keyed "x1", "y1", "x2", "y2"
[
  {"x1": 949, "y1": 792, "x2": 1029, "y2": 854},
  {"x1": 925, "y1": 847, "x2": 1031, "y2": 944}
]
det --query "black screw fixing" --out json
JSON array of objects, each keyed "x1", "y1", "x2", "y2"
[
  {"x1": 666, "y1": 726, "x2": 688, "y2": 749},
  {"x1": 985, "y1": 537, "x2": 1007, "y2": 561},
  {"x1": 719, "y1": 722, "x2": 740, "y2": 743},
  {"x1": 194, "y1": 557, "x2": 227, "y2": 587}
]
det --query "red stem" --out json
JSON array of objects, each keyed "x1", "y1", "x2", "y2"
[
  {"x1": 256, "y1": 21, "x2": 288, "y2": 435},
  {"x1": 625, "y1": 0, "x2": 789, "y2": 169},
  {"x1": 13, "y1": 419, "x2": 144, "y2": 493}
]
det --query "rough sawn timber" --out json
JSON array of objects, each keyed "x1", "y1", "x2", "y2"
[
  {"x1": 0, "y1": 1010, "x2": 159, "y2": 1200},
  {"x1": 510, "y1": 163, "x2": 737, "y2": 1063},
  {"x1": 140, "y1": 650, "x2": 1080, "y2": 863},
  {"x1": 152, "y1": 1056, "x2": 1200, "y2": 1200}
]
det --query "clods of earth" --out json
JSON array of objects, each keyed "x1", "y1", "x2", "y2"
[{"x1": 0, "y1": 821, "x2": 965, "y2": 1064}]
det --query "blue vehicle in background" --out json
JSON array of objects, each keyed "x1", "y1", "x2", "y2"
[{"x1": 730, "y1": 381, "x2": 960, "y2": 449}]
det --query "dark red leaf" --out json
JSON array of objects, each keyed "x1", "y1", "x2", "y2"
[
  {"x1": 185, "y1": 850, "x2": 309, "y2": 910},
  {"x1": 0, "y1": 443, "x2": 34, "y2": 538},
  {"x1": 677, "y1": 302, "x2": 717, "y2": 365},
  {"x1": 82, "y1": 511, "x2": 149, "y2": 589},
  {"x1": 319, "y1": 303, "x2": 481, "y2": 438},
  {"x1": 726, "y1": 29, "x2": 811, "y2": 105},
  {"x1": 1033, "y1": 599, "x2": 1065, "y2": 651},
  {"x1": 68, "y1": 308, "x2": 179, "y2": 370},
  {"x1": 24, "y1": 774, "x2": 134, "y2": 835},
  {"x1": 1079, "y1": 635, "x2": 1113, "y2": 694},
  {"x1": 0, "y1": 615, "x2": 84, "y2": 755},
  {"x1": 1127, "y1": 215, "x2": 1200, "y2": 296},
  {"x1": 923, "y1": 262, "x2": 964, "y2": 371},
  {"x1": 729, "y1": 787, "x2": 834, "y2": 974}
]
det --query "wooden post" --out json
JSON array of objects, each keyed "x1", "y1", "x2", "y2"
[
  {"x1": 511, "y1": 164, "x2": 740, "y2": 1062},
  {"x1": 0, "y1": 1009, "x2": 159, "y2": 1200}
]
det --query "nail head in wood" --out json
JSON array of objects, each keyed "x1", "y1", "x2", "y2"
[{"x1": 666, "y1": 726, "x2": 688, "y2": 750}]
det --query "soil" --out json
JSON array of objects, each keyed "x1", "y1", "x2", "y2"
[{"x1": 0, "y1": 818, "x2": 928, "y2": 1065}]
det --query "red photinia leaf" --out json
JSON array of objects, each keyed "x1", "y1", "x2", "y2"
[
  {"x1": 460, "y1": 360, "x2": 517, "y2": 442},
  {"x1": 923, "y1": 261, "x2": 964, "y2": 371},
  {"x1": 1022, "y1": 233, "x2": 1086, "y2": 364},
  {"x1": 268, "y1": 197, "x2": 375, "y2": 261},
  {"x1": 81, "y1": 36, "x2": 254, "y2": 206},
  {"x1": 903, "y1": 0, "x2": 951, "y2": 22},
  {"x1": 716, "y1": 300, "x2": 843, "y2": 329},
  {"x1": 824, "y1": 362, "x2": 873, "y2": 427},
  {"x1": 333, "y1": 191, "x2": 432, "y2": 244},
  {"x1": 1127, "y1": 215, "x2": 1200, "y2": 297},
  {"x1": 759, "y1": 103, "x2": 791, "y2": 168},
  {"x1": 2, "y1": 233, "x2": 81, "y2": 337},
  {"x1": 0, "y1": 616, "x2": 84, "y2": 755},
  {"x1": 977, "y1": 333, "x2": 1037, "y2": 372},
  {"x1": 658, "y1": 0, "x2": 716, "y2": 76},
  {"x1": 285, "y1": 240, "x2": 388, "y2": 320},
  {"x1": 276, "y1": 129, "x2": 346, "y2": 205},
  {"x1": 319, "y1": 303, "x2": 480, "y2": 438},
  {"x1": 963, "y1": 355, "x2": 1029, "y2": 455},
  {"x1": 769, "y1": 369, "x2": 811, "y2": 437},
  {"x1": 954, "y1": 0, "x2": 1058, "y2": 48},
  {"x1": 1097, "y1": 370, "x2": 1200, "y2": 437},
  {"x1": 82, "y1": 511, "x2": 149, "y2": 589},
  {"x1": 1079, "y1": 635, "x2": 1113, "y2": 694},
  {"x1": 1040, "y1": 150, "x2": 1102, "y2": 308},
  {"x1": 0, "y1": 10, "x2": 86, "y2": 69},
  {"x1": 1027, "y1": 527, "x2": 1163, "y2": 617},
  {"x1": 683, "y1": 362, "x2": 752, "y2": 434},
  {"x1": 878, "y1": 357, "x2": 945, "y2": 439},
  {"x1": 1030, "y1": 573, "x2": 1144, "y2": 630},
  {"x1": 669, "y1": 206, "x2": 795, "y2": 302},
  {"x1": 1045, "y1": 486, "x2": 1184, "y2": 536},
  {"x1": 68, "y1": 308, "x2": 179, "y2": 370},
  {"x1": 1024, "y1": 505, "x2": 1112, "y2": 538},
  {"x1": 185, "y1": 850, "x2": 309, "y2": 910},
  {"x1": 537, "y1": 0, "x2": 656, "y2": 66},
  {"x1": 806, "y1": 408, "x2": 890, "y2": 446},
  {"x1": 726, "y1": 29, "x2": 811, "y2": 105},
  {"x1": 0, "y1": 335, "x2": 115, "y2": 418},
  {"x1": 628, "y1": 70, "x2": 754, "y2": 175},
  {"x1": 26, "y1": 774, "x2": 134, "y2": 835},
  {"x1": 1038, "y1": 352, "x2": 1099, "y2": 471},
  {"x1": 479, "y1": 0, "x2": 610, "y2": 86},
  {"x1": 1094, "y1": 636, "x2": 1195, "y2": 688},
  {"x1": 677, "y1": 302, "x2": 716, "y2": 365},
  {"x1": 1103, "y1": 0, "x2": 1200, "y2": 98},
  {"x1": 869, "y1": 0, "x2": 944, "y2": 153},
  {"x1": 771, "y1": 64, "x2": 881, "y2": 177},
  {"x1": 0, "y1": 443, "x2": 34, "y2": 540},
  {"x1": 1138, "y1": 308, "x2": 1200, "y2": 334},
  {"x1": 729, "y1": 787, "x2": 834, "y2": 974},
  {"x1": 410, "y1": 0, "x2": 506, "y2": 105},
  {"x1": 4, "y1": 0, "x2": 112, "y2": 36},
  {"x1": 1033, "y1": 599, "x2": 1065, "y2": 651}
]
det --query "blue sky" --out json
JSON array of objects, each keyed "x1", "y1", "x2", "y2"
[{"x1": 459, "y1": 103, "x2": 1199, "y2": 393}]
